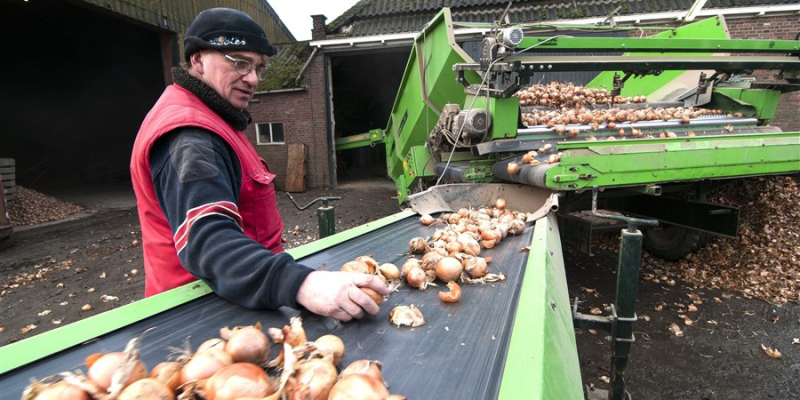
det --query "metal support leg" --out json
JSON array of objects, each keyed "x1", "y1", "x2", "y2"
[
  {"x1": 610, "y1": 229, "x2": 644, "y2": 400},
  {"x1": 573, "y1": 187, "x2": 658, "y2": 400},
  {"x1": 286, "y1": 193, "x2": 341, "y2": 239},
  {"x1": 317, "y1": 205, "x2": 336, "y2": 238}
]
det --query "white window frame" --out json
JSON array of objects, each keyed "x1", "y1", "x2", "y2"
[{"x1": 256, "y1": 122, "x2": 285, "y2": 145}]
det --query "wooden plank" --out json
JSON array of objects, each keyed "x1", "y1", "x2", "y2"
[
  {"x1": 0, "y1": 179, "x2": 11, "y2": 239},
  {"x1": 285, "y1": 143, "x2": 307, "y2": 192}
]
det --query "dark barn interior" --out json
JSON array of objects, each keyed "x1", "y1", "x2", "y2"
[
  {"x1": 0, "y1": 0, "x2": 168, "y2": 191},
  {"x1": 330, "y1": 50, "x2": 408, "y2": 180}
]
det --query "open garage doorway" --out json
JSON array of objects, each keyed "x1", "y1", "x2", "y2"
[
  {"x1": 0, "y1": 0, "x2": 171, "y2": 194},
  {"x1": 329, "y1": 49, "x2": 407, "y2": 185}
]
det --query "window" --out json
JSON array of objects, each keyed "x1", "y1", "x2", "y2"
[{"x1": 256, "y1": 122, "x2": 285, "y2": 145}]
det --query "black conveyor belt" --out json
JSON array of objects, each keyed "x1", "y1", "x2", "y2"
[{"x1": 1, "y1": 214, "x2": 537, "y2": 399}]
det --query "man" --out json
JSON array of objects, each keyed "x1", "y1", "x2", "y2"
[{"x1": 130, "y1": 8, "x2": 388, "y2": 321}]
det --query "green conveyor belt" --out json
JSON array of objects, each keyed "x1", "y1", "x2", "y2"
[{"x1": 0, "y1": 207, "x2": 582, "y2": 399}]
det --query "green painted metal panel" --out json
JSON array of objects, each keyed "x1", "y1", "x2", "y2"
[
  {"x1": 517, "y1": 36, "x2": 800, "y2": 53},
  {"x1": 585, "y1": 16, "x2": 730, "y2": 97},
  {"x1": 384, "y1": 8, "x2": 480, "y2": 201},
  {"x1": 544, "y1": 133, "x2": 800, "y2": 190},
  {"x1": 0, "y1": 282, "x2": 213, "y2": 375},
  {"x1": 715, "y1": 88, "x2": 782, "y2": 120},
  {"x1": 335, "y1": 132, "x2": 373, "y2": 151},
  {"x1": 498, "y1": 214, "x2": 583, "y2": 399},
  {"x1": 490, "y1": 97, "x2": 521, "y2": 139},
  {"x1": 0, "y1": 209, "x2": 414, "y2": 374}
]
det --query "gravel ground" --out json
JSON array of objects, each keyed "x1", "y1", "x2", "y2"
[{"x1": 0, "y1": 176, "x2": 797, "y2": 398}]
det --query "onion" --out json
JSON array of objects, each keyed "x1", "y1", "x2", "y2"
[
  {"x1": 406, "y1": 267, "x2": 428, "y2": 289},
  {"x1": 340, "y1": 359, "x2": 384, "y2": 382},
  {"x1": 506, "y1": 162, "x2": 520, "y2": 175},
  {"x1": 421, "y1": 251, "x2": 444, "y2": 271},
  {"x1": 419, "y1": 214, "x2": 435, "y2": 225},
  {"x1": 495, "y1": 198, "x2": 506, "y2": 210},
  {"x1": 222, "y1": 324, "x2": 269, "y2": 365},
  {"x1": 197, "y1": 338, "x2": 226, "y2": 353},
  {"x1": 355, "y1": 256, "x2": 378, "y2": 274},
  {"x1": 439, "y1": 281, "x2": 462, "y2": 303},
  {"x1": 408, "y1": 237, "x2": 428, "y2": 254},
  {"x1": 435, "y1": 257, "x2": 463, "y2": 283},
  {"x1": 117, "y1": 378, "x2": 174, "y2": 400},
  {"x1": 284, "y1": 317, "x2": 308, "y2": 348},
  {"x1": 462, "y1": 239, "x2": 481, "y2": 256},
  {"x1": 361, "y1": 287, "x2": 384, "y2": 305},
  {"x1": 480, "y1": 229, "x2": 500, "y2": 242},
  {"x1": 329, "y1": 374, "x2": 389, "y2": 400},
  {"x1": 341, "y1": 260, "x2": 370, "y2": 274},
  {"x1": 32, "y1": 381, "x2": 90, "y2": 400},
  {"x1": 508, "y1": 219, "x2": 526, "y2": 235},
  {"x1": 480, "y1": 239, "x2": 497, "y2": 249},
  {"x1": 151, "y1": 361, "x2": 182, "y2": 393},
  {"x1": 425, "y1": 269, "x2": 437, "y2": 283},
  {"x1": 448, "y1": 213, "x2": 463, "y2": 224},
  {"x1": 87, "y1": 351, "x2": 148, "y2": 392},
  {"x1": 568, "y1": 128, "x2": 580, "y2": 138},
  {"x1": 286, "y1": 358, "x2": 338, "y2": 400},
  {"x1": 84, "y1": 353, "x2": 103, "y2": 368},
  {"x1": 179, "y1": 347, "x2": 233, "y2": 385},
  {"x1": 444, "y1": 240, "x2": 463, "y2": 254},
  {"x1": 313, "y1": 335, "x2": 345, "y2": 366},
  {"x1": 377, "y1": 263, "x2": 400, "y2": 280},
  {"x1": 400, "y1": 258, "x2": 422, "y2": 278},
  {"x1": 204, "y1": 363, "x2": 274, "y2": 400},
  {"x1": 465, "y1": 257, "x2": 489, "y2": 278},
  {"x1": 521, "y1": 151, "x2": 534, "y2": 164}
]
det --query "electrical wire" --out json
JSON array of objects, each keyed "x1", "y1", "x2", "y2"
[{"x1": 433, "y1": 34, "x2": 573, "y2": 187}]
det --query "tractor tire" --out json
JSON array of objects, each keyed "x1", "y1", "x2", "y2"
[{"x1": 643, "y1": 224, "x2": 713, "y2": 261}]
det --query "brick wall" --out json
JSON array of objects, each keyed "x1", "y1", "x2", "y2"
[
  {"x1": 726, "y1": 15, "x2": 800, "y2": 133},
  {"x1": 246, "y1": 54, "x2": 330, "y2": 191},
  {"x1": 635, "y1": 15, "x2": 799, "y2": 132}
]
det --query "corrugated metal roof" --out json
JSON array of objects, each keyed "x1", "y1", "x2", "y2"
[
  {"x1": 76, "y1": 0, "x2": 295, "y2": 43},
  {"x1": 327, "y1": 0, "x2": 799, "y2": 37}
]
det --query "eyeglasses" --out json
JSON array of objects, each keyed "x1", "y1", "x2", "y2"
[{"x1": 219, "y1": 52, "x2": 268, "y2": 81}]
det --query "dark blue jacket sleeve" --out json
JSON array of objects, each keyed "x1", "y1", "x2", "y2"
[{"x1": 149, "y1": 127, "x2": 313, "y2": 309}]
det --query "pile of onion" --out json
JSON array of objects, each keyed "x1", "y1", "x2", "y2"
[
  {"x1": 23, "y1": 316, "x2": 410, "y2": 400},
  {"x1": 395, "y1": 199, "x2": 529, "y2": 302}
]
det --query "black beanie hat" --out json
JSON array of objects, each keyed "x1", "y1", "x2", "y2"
[{"x1": 184, "y1": 8, "x2": 278, "y2": 63}]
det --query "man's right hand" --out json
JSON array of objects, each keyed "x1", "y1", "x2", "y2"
[{"x1": 295, "y1": 271, "x2": 390, "y2": 321}]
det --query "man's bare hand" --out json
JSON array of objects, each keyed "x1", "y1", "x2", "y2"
[{"x1": 296, "y1": 271, "x2": 390, "y2": 321}]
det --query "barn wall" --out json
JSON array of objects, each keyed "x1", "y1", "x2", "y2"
[
  {"x1": 727, "y1": 15, "x2": 800, "y2": 133},
  {"x1": 637, "y1": 14, "x2": 800, "y2": 133},
  {"x1": 247, "y1": 54, "x2": 329, "y2": 190}
]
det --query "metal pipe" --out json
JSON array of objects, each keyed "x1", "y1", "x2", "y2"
[{"x1": 295, "y1": 47, "x2": 318, "y2": 86}]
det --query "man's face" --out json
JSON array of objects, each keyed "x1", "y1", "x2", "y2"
[{"x1": 191, "y1": 50, "x2": 267, "y2": 110}]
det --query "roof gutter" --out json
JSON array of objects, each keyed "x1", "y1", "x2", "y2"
[{"x1": 309, "y1": 4, "x2": 800, "y2": 49}]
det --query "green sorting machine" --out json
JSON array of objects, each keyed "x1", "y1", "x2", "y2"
[{"x1": 2, "y1": 7, "x2": 799, "y2": 400}]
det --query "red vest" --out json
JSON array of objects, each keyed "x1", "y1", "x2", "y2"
[{"x1": 131, "y1": 85, "x2": 284, "y2": 296}]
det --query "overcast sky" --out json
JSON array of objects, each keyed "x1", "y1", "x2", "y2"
[{"x1": 270, "y1": 0, "x2": 361, "y2": 41}]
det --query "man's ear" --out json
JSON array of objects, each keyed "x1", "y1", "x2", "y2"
[{"x1": 190, "y1": 52, "x2": 205, "y2": 74}]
